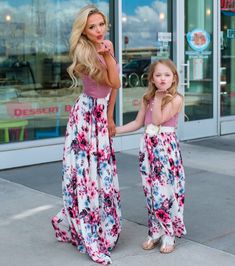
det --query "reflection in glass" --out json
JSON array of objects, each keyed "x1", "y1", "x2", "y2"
[
  {"x1": 122, "y1": 0, "x2": 172, "y2": 124},
  {"x1": 0, "y1": 0, "x2": 109, "y2": 144}
]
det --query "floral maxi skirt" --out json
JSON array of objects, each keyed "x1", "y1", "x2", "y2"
[
  {"x1": 139, "y1": 131, "x2": 186, "y2": 239},
  {"x1": 52, "y1": 93, "x2": 121, "y2": 265}
]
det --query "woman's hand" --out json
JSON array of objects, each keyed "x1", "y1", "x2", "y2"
[
  {"x1": 97, "y1": 41, "x2": 111, "y2": 56},
  {"x1": 107, "y1": 116, "x2": 116, "y2": 137}
]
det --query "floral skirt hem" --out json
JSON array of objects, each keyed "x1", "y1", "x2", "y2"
[
  {"x1": 52, "y1": 93, "x2": 121, "y2": 265},
  {"x1": 139, "y1": 132, "x2": 186, "y2": 239}
]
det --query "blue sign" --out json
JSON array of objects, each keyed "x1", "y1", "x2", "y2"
[
  {"x1": 227, "y1": 29, "x2": 235, "y2": 39},
  {"x1": 186, "y1": 29, "x2": 210, "y2": 52}
]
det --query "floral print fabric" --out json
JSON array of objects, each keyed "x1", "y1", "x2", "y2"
[
  {"x1": 52, "y1": 93, "x2": 121, "y2": 265},
  {"x1": 139, "y1": 131, "x2": 186, "y2": 240}
]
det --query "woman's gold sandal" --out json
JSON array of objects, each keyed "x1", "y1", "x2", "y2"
[
  {"x1": 160, "y1": 235, "x2": 175, "y2": 254},
  {"x1": 142, "y1": 237, "x2": 161, "y2": 250}
]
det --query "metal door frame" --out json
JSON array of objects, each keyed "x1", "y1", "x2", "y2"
[{"x1": 219, "y1": 1, "x2": 235, "y2": 134}]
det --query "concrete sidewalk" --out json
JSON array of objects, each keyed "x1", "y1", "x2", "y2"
[{"x1": 0, "y1": 134, "x2": 235, "y2": 266}]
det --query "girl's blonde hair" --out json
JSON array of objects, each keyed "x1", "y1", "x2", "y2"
[
  {"x1": 143, "y1": 59, "x2": 182, "y2": 109},
  {"x1": 67, "y1": 5, "x2": 108, "y2": 87}
]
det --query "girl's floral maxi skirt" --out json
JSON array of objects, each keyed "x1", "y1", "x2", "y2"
[
  {"x1": 52, "y1": 93, "x2": 121, "y2": 265},
  {"x1": 139, "y1": 131, "x2": 186, "y2": 240}
]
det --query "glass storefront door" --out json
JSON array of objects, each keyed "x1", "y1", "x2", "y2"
[
  {"x1": 220, "y1": 1, "x2": 235, "y2": 134},
  {"x1": 178, "y1": 0, "x2": 217, "y2": 140},
  {"x1": 122, "y1": 0, "x2": 173, "y2": 124}
]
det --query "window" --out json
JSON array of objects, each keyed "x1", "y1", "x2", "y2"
[
  {"x1": 0, "y1": 0, "x2": 109, "y2": 144},
  {"x1": 122, "y1": 0, "x2": 173, "y2": 123}
]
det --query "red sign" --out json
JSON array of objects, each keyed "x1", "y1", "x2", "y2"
[
  {"x1": 14, "y1": 106, "x2": 59, "y2": 117},
  {"x1": 221, "y1": 0, "x2": 235, "y2": 10},
  {"x1": 6, "y1": 102, "x2": 72, "y2": 118}
]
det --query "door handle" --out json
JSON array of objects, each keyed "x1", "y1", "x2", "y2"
[{"x1": 181, "y1": 60, "x2": 190, "y2": 89}]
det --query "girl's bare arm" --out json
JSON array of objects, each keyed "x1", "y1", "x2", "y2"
[
  {"x1": 152, "y1": 93, "x2": 183, "y2": 126},
  {"x1": 116, "y1": 100, "x2": 146, "y2": 134}
]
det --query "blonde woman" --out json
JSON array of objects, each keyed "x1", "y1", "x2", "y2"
[
  {"x1": 52, "y1": 5, "x2": 121, "y2": 265},
  {"x1": 116, "y1": 59, "x2": 186, "y2": 254}
]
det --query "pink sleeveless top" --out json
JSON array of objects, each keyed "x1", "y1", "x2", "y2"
[
  {"x1": 82, "y1": 43, "x2": 118, "y2": 98},
  {"x1": 144, "y1": 99, "x2": 179, "y2": 127},
  {"x1": 82, "y1": 74, "x2": 111, "y2": 98}
]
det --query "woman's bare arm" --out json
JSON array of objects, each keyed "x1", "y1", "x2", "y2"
[
  {"x1": 107, "y1": 89, "x2": 117, "y2": 137},
  {"x1": 99, "y1": 40, "x2": 121, "y2": 89}
]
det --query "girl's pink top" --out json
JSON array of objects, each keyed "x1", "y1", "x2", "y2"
[{"x1": 144, "y1": 99, "x2": 179, "y2": 127}]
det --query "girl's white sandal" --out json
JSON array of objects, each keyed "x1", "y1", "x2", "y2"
[
  {"x1": 160, "y1": 235, "x2": 175, "y2": 254},
  {"x1": 142, "y1": 236, "x2": 161, "y2": 250}
]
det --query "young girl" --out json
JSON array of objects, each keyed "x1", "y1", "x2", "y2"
[{"x1": 116, "y1": 59, "x2": 186, "y2": 254}]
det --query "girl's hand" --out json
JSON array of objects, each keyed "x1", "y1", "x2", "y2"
[{"x1": 154, "y1": 90, "x2": 167, "y2": 100}]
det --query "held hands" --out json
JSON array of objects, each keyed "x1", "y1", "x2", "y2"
[{"x1": 107, "y1": 116, "x2": 116, "y2": 137}]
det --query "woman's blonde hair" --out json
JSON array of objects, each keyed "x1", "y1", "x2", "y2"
[
  {"x1": 67, "y1": 5, "x2": 108, "y2": 87},
  {"x1": 143, "y1": 59, "x2": 182, "y2": 108}
]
